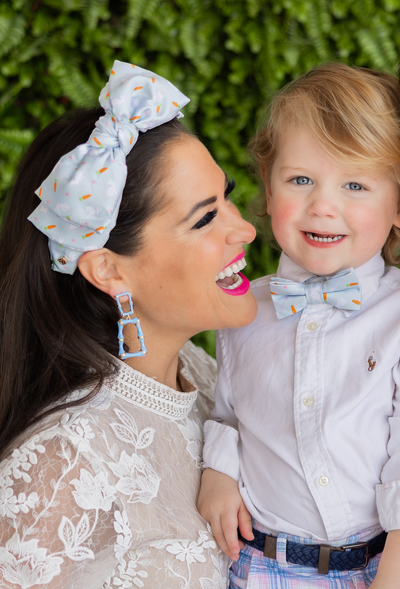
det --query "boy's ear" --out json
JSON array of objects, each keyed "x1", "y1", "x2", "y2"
[
  {"x1": 78, "y1": 248, "x2": 129, "y2": 299},
  {"x1": 260, "y1": 165, "x2": 267, "y2": 184},
  {"x1": 260, "y1": 166, "x2": 273, "y2": 213},
  {"x1": 393, "y1": 208, "x2": 400, "y2": 229}
]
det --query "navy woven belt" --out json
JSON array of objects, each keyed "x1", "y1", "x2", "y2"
[{"x1": 238, "y1": 528, "x2": 387, "y2": 575}]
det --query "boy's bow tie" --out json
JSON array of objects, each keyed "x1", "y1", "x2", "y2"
[{"x1": 270, "y1": 268, "x2": 361, "y2": 320}]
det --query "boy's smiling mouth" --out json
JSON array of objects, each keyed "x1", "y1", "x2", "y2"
[{"x1": 303, "y1": 231, "x2": 346, "y2": 245}]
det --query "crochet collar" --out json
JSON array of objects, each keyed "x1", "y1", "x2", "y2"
[{"x1": 107, "y1": 354, "x2": 198, "y2": 421}]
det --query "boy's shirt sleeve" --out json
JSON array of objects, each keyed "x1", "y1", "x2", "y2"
[
  {"x1": 203, "y1": 330, "x2": 241, "y2": 481},
  {"x1": 376, "y1": 359, "x2": 400, "y2": 531}
]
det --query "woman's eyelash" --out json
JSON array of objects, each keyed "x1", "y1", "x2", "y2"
[
  {"x1": 191, "y1": 177, "x2": 237, "y2": 230},
  {"x1": 191, "y1": 208, "x2": 218, "y2": 230},
  {"x1": 225, "y1": 178, "x2": 236, "y2": 199}
]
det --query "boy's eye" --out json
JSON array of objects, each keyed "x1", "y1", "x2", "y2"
[
  {"x1": 343, "y1": 182, "x2": 364, "y2": 191},
  {"x1": 224, "y1": 178, "x2": 236, "y2": 199},
  {"x1": 291, "y1": 176, "x2": 313, "y2": 185},
  {"x1": 191, "y1": 208, "x2": 218, "y2": 230}
]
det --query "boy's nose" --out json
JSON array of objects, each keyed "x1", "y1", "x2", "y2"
[{"x1": 307, "y1": 190, "x2": 338, "y2": 218}]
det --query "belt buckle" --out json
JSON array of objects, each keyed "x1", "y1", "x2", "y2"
[{"x1": 334, "y1": 541, "x2": 370, "y2": 570}]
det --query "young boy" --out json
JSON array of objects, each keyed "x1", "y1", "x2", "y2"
[{"x1": 198, "y1": 63, "x2": 400, "y2": 588}]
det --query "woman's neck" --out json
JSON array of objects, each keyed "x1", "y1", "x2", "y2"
[{"x1": 122, "y1": 323, "x2": 188, "y2": 391}]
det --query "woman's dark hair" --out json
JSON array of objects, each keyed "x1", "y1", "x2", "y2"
[{"x1": 0, "y1": 107, "x2": 192, "y2": 458}]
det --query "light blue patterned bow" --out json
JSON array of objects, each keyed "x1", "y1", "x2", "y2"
[
  {"x1": 270, "y1": 268, "x2": 361, "y2": 320},
  {"x1": 28, "y1": 60, "x2": 190, "y2": 274}
]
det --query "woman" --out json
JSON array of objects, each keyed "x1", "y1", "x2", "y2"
[{"x1": 0, "y1": 62, "x2": 257, "y2": 588}]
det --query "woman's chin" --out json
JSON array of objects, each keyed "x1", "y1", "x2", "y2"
[{"x1": 216, "y1": 285, "x2": 258, "y2": 329}]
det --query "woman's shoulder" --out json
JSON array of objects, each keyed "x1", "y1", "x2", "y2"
[{"x1": 180, "y1": 340, "x2": 218, "y2": 417}]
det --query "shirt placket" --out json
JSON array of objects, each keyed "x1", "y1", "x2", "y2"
[{"x1": 293, "y1": 303, "x2": 357, "y2": 540}]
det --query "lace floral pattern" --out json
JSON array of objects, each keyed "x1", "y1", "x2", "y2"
[{"x1": 0, "y1": 341, "x2": 227, "y2": 588}]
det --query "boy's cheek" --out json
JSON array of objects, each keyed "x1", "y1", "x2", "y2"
[
  {"x1": 348, "y1": 206, "x2": 383, "y2": 235},
  {"x1": 269, "y1": 200, "x2": 301, "y2": 227}
]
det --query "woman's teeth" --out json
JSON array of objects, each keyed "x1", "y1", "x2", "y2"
[
  {"x1": 215, "y1": 257, "x2": 246, "y2": 290},
  {"x1": 215, "y1": 257, "x2": 246, "y2": 281},
  {"x1": 221, "y1": 273, "x2": 244, "y2": 290},
  {"x1": 306, "y1": 232, "x2": 344, "y2": 243}
]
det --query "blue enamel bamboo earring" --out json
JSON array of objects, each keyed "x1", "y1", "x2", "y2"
[{"x1": 115, "y1": 292, "x2": 147, "y2": 359}]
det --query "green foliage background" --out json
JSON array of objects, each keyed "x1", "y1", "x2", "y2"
[{"x1": 2, "y1": 0, "x2": 400, "y2": 355}]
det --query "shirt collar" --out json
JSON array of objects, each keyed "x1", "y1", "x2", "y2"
[{"x1": 276, "y1": 251, "x2": 385, "y2": 317}]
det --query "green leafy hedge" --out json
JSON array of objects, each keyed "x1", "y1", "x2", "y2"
[{"x1": 2, "y1": 0, "x2": 400, "y2": 355}]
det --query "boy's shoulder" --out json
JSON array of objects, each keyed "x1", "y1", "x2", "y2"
[
  {"x1": 250, "y1": 273, "x2": 276, "y2": 289},
  {"x1": 250, "y1": 273, "x2": 276, "y2": 300},
  {"x1": 381, "y1": 264, "x2": 400, "y2": 290}
]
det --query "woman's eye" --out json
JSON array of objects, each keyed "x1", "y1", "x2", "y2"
[
  {"x1": 291, "y1": 176, "x2": 313, "y2": 185},
  {"x1": 191, "y1": 208, "x2": 218, "y2": 230},
  {"x1": 224, "y1": 178, "x2": 236, "y2": 200},
  {"x1": 343, "y1": 182, "x2": 364, "y2": 191},
  {"x1": 191, "y1": 177, "x2": 235, "y2": 230}
]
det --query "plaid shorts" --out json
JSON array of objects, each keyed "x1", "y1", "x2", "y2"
[{"x1": 229, "y1": 523, "x2": 382, "y2": 589}]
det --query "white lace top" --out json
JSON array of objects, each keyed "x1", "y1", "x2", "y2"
[{"x1": 0, "y1": 341, "x2": 228, "y2": 588}]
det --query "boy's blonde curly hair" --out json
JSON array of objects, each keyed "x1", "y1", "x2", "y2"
[{"x1": 250, "y1": 62, "x2": 400, "y2": 265}]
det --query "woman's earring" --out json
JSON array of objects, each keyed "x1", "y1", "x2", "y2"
[{"x1": 115, "y1": 292, "x2": 147, "y2": 359}]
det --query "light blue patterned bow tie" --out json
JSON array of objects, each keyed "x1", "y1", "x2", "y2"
[{"x1": 270, "y1": 268, "x2": 361, "y2": 320}]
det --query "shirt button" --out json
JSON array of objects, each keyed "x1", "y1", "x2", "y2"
[
  {"x1": 307, "y1": 322, "x2": 318, "y2": 331},
  {"x1": 318, "y1": 476, "x2": 329, "y2": 487},
  {"x1": 303, "y1": 396, "x2": 315, "y2": 407}
]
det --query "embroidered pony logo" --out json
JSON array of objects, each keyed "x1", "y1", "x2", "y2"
[{"x1": 368, "y1": 353, "x2": 376, "y2": 372}]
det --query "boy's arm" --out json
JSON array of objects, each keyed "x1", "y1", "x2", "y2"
[
  {"x1": 371, "y1": 362, "x2": 400, "y2": 587},
  {"x1": 199, "y1": 331, "x2": 253, "y2": 560},
  {"x1": 197, "y1": 468, "x2": 253, "y2": 561},
  {"x1": 368, "y1": 530, "x2": 400, "y2": 588},
  {"x1": 202, "y1": 330, "x2": 241, "y2": 479}
]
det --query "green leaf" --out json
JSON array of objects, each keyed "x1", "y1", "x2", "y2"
[{"x1": 1, "y1": 0, "x2": 400, "y2": 358}]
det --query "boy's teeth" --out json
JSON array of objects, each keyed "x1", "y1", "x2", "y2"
[
  {"x1": 215, "y1": 257, "x2": 246, "y2": 281},
  {"x1": 306, "y1": 232, "x2": 344, "y2": 243}
]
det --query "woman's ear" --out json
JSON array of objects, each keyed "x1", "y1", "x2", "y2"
[{"x1": 78, "y1": 248, "x2": 129, "y2": 299}]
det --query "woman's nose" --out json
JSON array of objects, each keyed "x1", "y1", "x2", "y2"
[{"x1": 226, "y1": 207, "x2": 256, "y2": 245}]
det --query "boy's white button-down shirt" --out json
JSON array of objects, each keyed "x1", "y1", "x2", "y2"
[{"x1": 203, "y1": 252, "x2": 400, "y2": 542}]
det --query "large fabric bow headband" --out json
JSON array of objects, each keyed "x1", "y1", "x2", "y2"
[{"x1": 28, "y1": 60, "x2": 190, "y2": 274}]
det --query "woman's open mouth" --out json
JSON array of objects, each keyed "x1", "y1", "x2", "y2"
[{"x1": 215, "y1": 253, "x2": 250, "y2": 296}]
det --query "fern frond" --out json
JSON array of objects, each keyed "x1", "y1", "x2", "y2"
[
  {"x1": 47, "y1": 55, "x2": 98, "y2": 106},
  {"x1": 125, "y1": 0, "x2": 148, "y2": 40},
  {"x1": 0, "y1": 129, "x2": 35, "y2": 157},
  {"x1": 0, "y1": 9, "x2": 26, "y2": 59},
  {"x1": 81, "y1": 0, "x2": 110, "y2": 31}
]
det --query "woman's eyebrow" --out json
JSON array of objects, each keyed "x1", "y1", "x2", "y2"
[
  {"x1": 180, "y1": 196, "x2": 218, "y2": 223},
  {"x1": 180, "y1": 173, "x2": 228, "y2": 224}
]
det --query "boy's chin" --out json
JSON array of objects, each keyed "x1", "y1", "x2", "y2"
[{"x1": 301, "y1": 259, "x2": 349, "y2": 277}]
